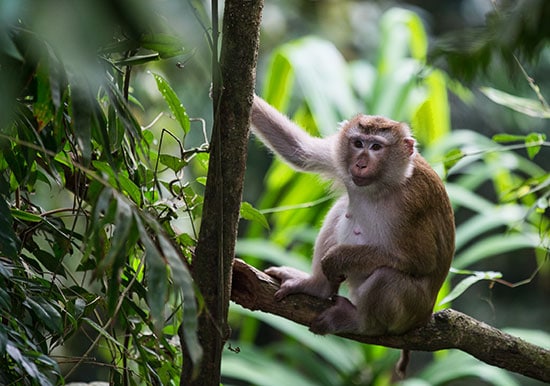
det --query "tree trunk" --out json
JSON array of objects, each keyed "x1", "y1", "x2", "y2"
[{"x1": 180, "y1": 0, "x2": 264, "y2": 384}]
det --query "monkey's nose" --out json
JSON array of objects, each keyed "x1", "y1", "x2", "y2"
[{"x1": 356, "y1": 160, "x2": 367, "y2": 169}]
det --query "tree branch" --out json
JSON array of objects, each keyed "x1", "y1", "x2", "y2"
[{"x1": 231, "y1": 259, "x2": 550, "y2": 382}]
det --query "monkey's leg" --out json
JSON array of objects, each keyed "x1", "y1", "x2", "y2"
[
  {"x1": 321, "y1": 245, "x2": 387, "y2": 281},
  {"x1": 309, "y1": 295, "x2": 360, "y2": 335},
  {"x1": 354, "y1": 267, "x2": 432, "y2": 335}
]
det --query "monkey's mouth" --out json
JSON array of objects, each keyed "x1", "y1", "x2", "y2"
[{"x1": 351, "y1": 176, "x2": 372, "y2": 186}]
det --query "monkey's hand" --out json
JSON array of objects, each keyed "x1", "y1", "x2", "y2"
[
  {"x1": 320, "y1": 249, "x2": 347, "y2": 284},
  {"x1": 265, "y1": 266, "x2": 335, "y2": 300}
]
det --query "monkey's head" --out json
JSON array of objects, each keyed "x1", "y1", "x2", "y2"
[{"x1": 336, "y1": 115, "x2": 416, "y2": 191}]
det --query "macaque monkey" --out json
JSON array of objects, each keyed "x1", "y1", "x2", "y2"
[{"x1": 250, "y1": 95, "x2": 455, "y2": 339}]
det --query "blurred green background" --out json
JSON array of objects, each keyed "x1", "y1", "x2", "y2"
[{"x1": 1, "y1": 0, "x2": 548, "y2": 385}]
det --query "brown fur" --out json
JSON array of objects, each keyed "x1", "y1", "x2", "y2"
[{"x1": 251, "y1": 95, "x2": 455, "y2": 339}]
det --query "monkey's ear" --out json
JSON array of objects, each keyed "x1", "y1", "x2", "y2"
[{"x1": 404, "y1": 138, "x2": 415, "y2": 156}]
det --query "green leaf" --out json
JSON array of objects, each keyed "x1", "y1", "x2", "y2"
[
  {"x1": 240, "y1": 202, "x2": 270, "y2": 230},
  {"x1": 525, "y1": 132, "x2": 546, "y2": 159},
  {"x1": 159, "y1": 154, "x2": 188, "y2": 172},
  {"x1": 24, "y1": 297, "x2": 63, "y2": 333},
  {"x1": 135, "y1": 215, "x2": 168, "y2": 330},
  {"x1": 10, "y1": 208, "x2": 42, "y2": 223},
  {"x1": 97, "y1": 197, "x2": 134, "y2": 274},
  {"x1": 141, "y1": 33, "x2": 184, "y2": 58},
  {"x1": 6, "y1": 342, "x2": 42, "y2": 380},
  {"x1": 71, "y1": 83, "x2": 93, "y2": 166},
  {"x1": 157, "y1": 233, "x2": 202, "y2": 368},
  {"x1": 115, "y1": 53, "x2": 160, "y2": 66},
  {"x1": 443, "y1": 148, "x2": 464, "y2": 174},
  {"x1": 151, "y1": 72, "x2": 190, "y2": 134},
  {"x1": 0, "y1": 198, "x2": 19, "y2": 258},
  {"x1": 83, "y1": 317, "x2": 125, "y2": 349},
  {"x1": 481, "y1": 87, "x2": 550, "y2": 118},
  {"x1": 492, "y1": 133, "x2": 526, "y2": 143},
  {"x1": 439, "y1": 270, "x2": 502, "y2": 305}
]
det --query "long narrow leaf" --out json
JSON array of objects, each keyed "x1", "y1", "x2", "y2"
[{"x1": 151, "y1": 72, "x2": 190, "y2": 135}]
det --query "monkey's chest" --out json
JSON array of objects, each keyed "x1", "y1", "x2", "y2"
[{"x1": 336, "y1": 213, "x2": 393, "y2": 246}]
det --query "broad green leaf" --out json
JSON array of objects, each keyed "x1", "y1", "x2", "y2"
[
  {"x1": 263, "y1": 52, "x2": 294, "y2": 111},
  {"x1": 411, "y1": 70, "x2": 450, "y2": 146},
  {"x1": 240, "y1": 201, "x2": 269, "y2": 230},
  {"x1": 454, "y1": 206, "x2": 525, "y2": 250},
  {"x1": 151, "y1": 72, "x2": 190, "y2": 135},
  {"x1": 269, "y1": 37, "x2": 360, "y2": 136},
  {"x1": 481, "y1": 87, "x2": 550, "y2": 118},
  {"x1": 118, "y1": 173, "x2": 142, "y2": 206},
  {"x1": 236, "y1": 239, "x2": 310, "y2": 272}
]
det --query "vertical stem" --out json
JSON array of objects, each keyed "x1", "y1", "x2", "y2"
[{"x1": 180, "y1": 0, "x2": 264, "y2": 385}]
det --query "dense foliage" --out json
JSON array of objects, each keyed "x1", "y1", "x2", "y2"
[{"x1": 0, "y1": 12, "x2": 204, "y2": 385}]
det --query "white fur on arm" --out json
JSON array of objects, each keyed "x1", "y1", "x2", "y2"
[{"x1": 251, "y1": 96, "x2": 336, "y2": 176}]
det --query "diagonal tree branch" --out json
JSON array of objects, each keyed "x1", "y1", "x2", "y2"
[{"x1": 231, "y1": 259, "x2": 550, "y2": 382}]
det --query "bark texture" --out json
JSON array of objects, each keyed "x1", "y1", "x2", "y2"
[
  {"x1": 231, "y1": 259, "x2": 550, "y2": 382},
  {"x1": 180, "y1": 1, "x2": 264, "y2": 384}
]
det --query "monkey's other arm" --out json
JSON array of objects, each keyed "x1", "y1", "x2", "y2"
[{"x1": 251, "y1": 96, "x2": 337, "y2": 175}]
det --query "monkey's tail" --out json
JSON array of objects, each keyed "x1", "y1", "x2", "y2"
[{"x1": 395, "y1": 349, "x2": 410, "y2": 378}]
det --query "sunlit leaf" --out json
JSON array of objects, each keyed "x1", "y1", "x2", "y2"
[
  {"x1": 439, "y1": 270, "x2": 502, "y2": 305},
  {"x1": 443, "y1": 149, "x2": 464, "y2": 174},
  {"x1": 492, "y1": 133, "x2": 526, "y2": 143},
  {"x1": 240, "y1": 202, "x2": 270, "y2": 230},
  {"x1": 481, "y1": 87, "x2": 550, "y2": 118},
  {"x1": 525, "y1": 132, "x2": 546, "y2": 159}
]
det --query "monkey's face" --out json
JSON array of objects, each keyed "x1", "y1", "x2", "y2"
[
  {"x1": 346, "y1": 133, "x2": 389, "y2": 186},
  {"x1": 338, "y1": 116, "x2": 415, "y2": 189}
]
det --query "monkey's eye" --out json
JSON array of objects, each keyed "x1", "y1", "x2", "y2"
[
  {"x1": 353, "y1": 139, "x2": 364, "y2": 149},
  {"x1": 369, "y1": 143, "x2": 383, "y2": 151}
]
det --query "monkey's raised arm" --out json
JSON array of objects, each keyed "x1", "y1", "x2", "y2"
[{"x1": 251, "y1": 96, "x2": 337, "y2": 176}]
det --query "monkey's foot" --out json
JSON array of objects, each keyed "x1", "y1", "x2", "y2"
[{"x1": 310, "y1": 296, "x2": 359, "y2": 335}]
